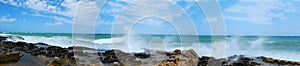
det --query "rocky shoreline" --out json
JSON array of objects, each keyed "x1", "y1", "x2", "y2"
[{"x1": 0, "y1": 35, "x2": 300, "y2": 66}]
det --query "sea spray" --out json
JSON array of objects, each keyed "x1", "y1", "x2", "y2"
[
  {"x1": 22, "y1": 36, "x2": 72, "y2": 47},
  {"x1": 148, "y1": 37, "x2": 166, "y2": 51}
]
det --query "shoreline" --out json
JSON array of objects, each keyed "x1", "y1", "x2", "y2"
[{"x1": 0, "y1": 35, "x2": 300, "y2": 66}]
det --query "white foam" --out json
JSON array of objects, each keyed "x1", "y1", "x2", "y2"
[
  {"x1": 93, "y1": 37, "x2": 124, "y2": 44},
  {"x1": 21, "y1": 36, "x2": 73, "y2": 48},
  {"x1": 223, "y1": 36, "x2": 300, "y2": 61},
  {"x1": 0, "y1": 34, "x2": 12, "y2": 36},
  {"x1": 0, "y1": 34, "x2": 26, "y2": 42}
]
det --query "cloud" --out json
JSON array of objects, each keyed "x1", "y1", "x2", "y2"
[
  {"x1": 102, "y1": 1, "x2": 127, "y2": 17},
  {"x1": 2, "y1": 0, "x2": 128, "y2": 26},
  {"x1": 1, "y1": 0, "x2": 82, "y2": 26},
  {"x1": 1, "y1": 0, "x2": 79, "y2": 17},
  {"x1": 98, "y1": 20, "x2": 112, "y2": 25},
  {"x1": 224, "y1": 0, "x2": 297, "y2": 24},
  {"x1": 115, "y1": 0, "x2": 184, "y2": 24},
  {"x1": 21, "y1": 12, "x2": 47, "y2": 17},
  {"x1": 44, "y1": 16, "x2": 72, "y2": 26},
  {"x1": 45, "y1": 22, "x2": 63, "y2": 26},
  {"x1": 0, "y1": 14, "x2": 16, "y2": 22},
  {"x1": 73, "y1": 0, "x2": 103, "y2": 26},
  {"x1": 111, "y1": 0, "x2": 199, "y2": 35},
  {"x1": 7, "y1": 0, "x2": 106, "y2": 26},
  {"x1": 138, "y1": 17, "x2": 165, "y2": 27},
  {"x1": 21, "y1": 12, "x2": 72, "y2": 26}
]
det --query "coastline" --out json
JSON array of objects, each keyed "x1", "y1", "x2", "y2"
[{"x1": 0, "y1": 35, "x2": 300, "y2": 66}]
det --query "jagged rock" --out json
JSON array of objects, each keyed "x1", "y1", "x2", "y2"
[
  {"x1": 0, "y1": 36, "x2": 8, "y2": 42},
  {"x1": 134, "y1": 53, "x2": 150, "y2": 59},
  {"x1": 68, "y1": 46, "x2": 95, "y2": 50},
  {"x1": 174, "y1": 49, "x2": 181, "y2": 54},
  {"x1": 263, "y1": 58, "x2": 274, "y2": 63},
  {"x1": 47, "y1": 59, "x2": 70, "y2": 66},
  {"x1": 0, "y1": 52, "x2": 21, "y2": 64},
  {"x1": 166, "y1": 52, "x2": 176, "y2": 56}
]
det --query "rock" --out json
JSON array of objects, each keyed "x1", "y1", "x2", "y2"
[
  {"x1": 0, "y1": 52, "x2": 21, "y2": 64},
  {"x1": 47, "y1": 59, "x2": 70, "y2": 66},
  {"x1": 36, "y1": 42, "x2": 48, "y2": 45},
  {"x1": 157, "y1": 62, "x2": 176, "y2": 66},
  {"x1": 239, "y1": 57, "x2": 253, "y2": 61},
  {"x1": 0, "y1": 36, "x2": 8, "y2": 42},
  {"x1": 174, "y1": 49, "x2": 181, "y2": 54},
  {"x1": 166, "y1": 52, "x2": 176, "y2": 56},
  {"x1": 263, "y1": 58, "x2": 274, "y2": 63},
  {"x1": 134, "y1": 53, "x2": 150, "y2": 59},
  {"x1": 69, "y1": 46, "x2": 95, "y2": 50}
]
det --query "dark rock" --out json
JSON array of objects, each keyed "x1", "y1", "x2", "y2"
[
  {"x1": 166, "y1": 52, "x2": 176, "y2": 56},
  {"x1": 134, "y1": 53, "x2": 150, "y2": 59},
  {"x1": 47, "y1": 59, "x2": 70, "y2": 66},
  {"x1": 69, "y1": 46, "x2": 95, "y2": 50},
  {"x1": 263, "y1": 58, "x2": 274, "y2": 63},
  {"x1": 174, "y1": 49, "x2": 181, "y2": 54},
  {"x1": 0, "y1": 52, "x2": 21, "y2": 64},
  {"x1": 0, "y1": 36, "x2": 8, "y2": 42}
]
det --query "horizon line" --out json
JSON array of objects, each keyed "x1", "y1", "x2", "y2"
[{"x1": 1, "y1": 31, "x2": 300, "y2": 36}]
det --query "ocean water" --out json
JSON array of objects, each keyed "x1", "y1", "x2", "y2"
[{"x1": 1, "y1": 32, "x2": 300, "y2": 61}]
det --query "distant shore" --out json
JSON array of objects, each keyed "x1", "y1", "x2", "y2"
[{"x1": 0, "y1": 35, "x2": 300, "y2": 66}]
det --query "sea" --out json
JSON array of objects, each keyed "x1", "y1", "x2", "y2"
[{"x1": 0, "y1": 32, "x2": 300, "y2": 61}]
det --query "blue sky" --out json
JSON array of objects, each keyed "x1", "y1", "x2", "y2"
[{"x1": 0, "y1": 0, "x2": 300, "y2": 36}]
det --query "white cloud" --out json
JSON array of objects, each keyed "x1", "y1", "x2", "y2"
[
  {"x1": 44, "y1": 16, "x2": 72, "y2": 26},
  {"x1": 21, "y1": 12, "x2": 72, "y2": 26},
  {"x1": 98, "y1": 20, "x2": 113, "y2": 25},
  {"x1": 225, "y1": 0, "x2": 296, "y2": 24},
  {"x1": 21, "y1": 12, "x2": 47, "y2": 17},
  {"x1": 115, "y1": 0, "x2": 184, "y2": 24},
  {"x1": 0, "y1": 14, "x2": 16, "y2": 22},
  {"x1": 112, "y1": 0, "x2": 198, "y2": 35},
  {"x1": 73, "y1": 0, "x2": 102, "y2": 26},
  {"x1": 45, "y1": 22, "x2": 63, "y2": 26},
  {"x1": 1, "y1": 0, "x2": 82, "y2": 26},
  {"x1": 1, "y1": 0, "x2": 79, "y2": 17},
  {"x1": 9, "y1": 0, "x2": 107, "y2": 26},
  {"x1": 138, "y1": 17, "x2": 165, "y2": 27},
  {"x1": 102, "y1": 1, "x2": 126, "y2": 17},
  {"x1": 52, "y1": 16, "x2": 72, "y2": 24}
]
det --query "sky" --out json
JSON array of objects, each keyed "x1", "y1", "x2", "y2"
[{"x1": 1, "y1": 0, "x2": 300, "y2": 36}]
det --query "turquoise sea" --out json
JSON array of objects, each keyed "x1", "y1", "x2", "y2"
[{"x1": 1, "y1": 32, "x2": 300, "y2": 61}]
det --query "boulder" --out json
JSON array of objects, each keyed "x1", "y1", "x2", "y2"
[{"x1": 263, "y1": 58, "x2": 274, "y2": 63}]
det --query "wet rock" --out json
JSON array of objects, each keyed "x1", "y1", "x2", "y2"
[
  {"x1": 263, "y1": 58, "x2": 274, "y2": 63},
  {"x1": 47, "y1": 59, "x2": 70, "y2": 66},
  {"x1": 0, "y1": 36, "x2": 8, "y2": 42},
  {"x1": 0, "y1": 52, "x2": 21, "y2": 64},
  {"x1": 156, "y1": 49, "x2": 199, "y2": 66},
  {"x1": 69, "y1": 46, "x2": 95, "y2": 50},
  {"x1": 197, "y1": 56, "x2": 211, "y2": 66},
  {"x1": 134, "y1": 53, "x2": 150, "y2": 59},
  {"x1": 174, "y1": 49, "x2": 181, "y2": 54},
  {"x1": 166, "y1": 52, "x2": 176, "y2": 56}
]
